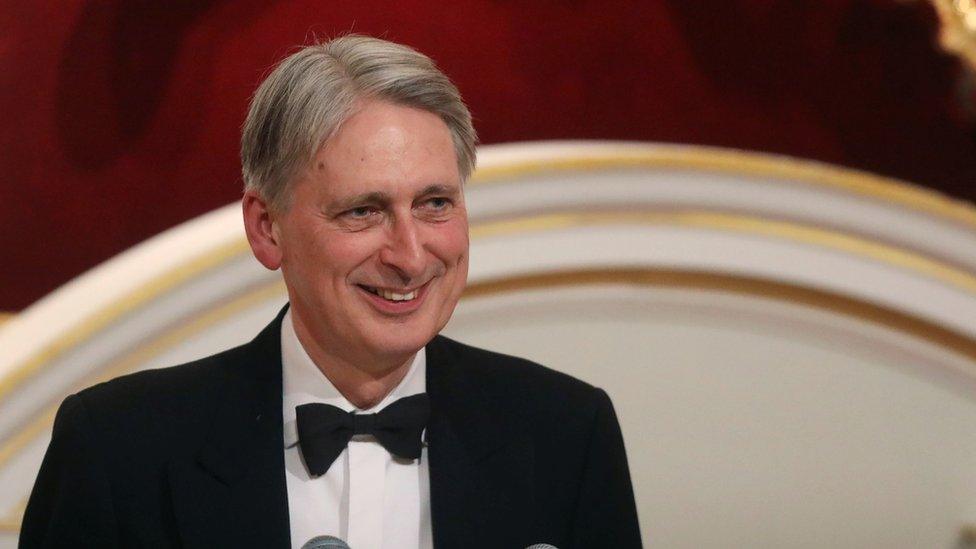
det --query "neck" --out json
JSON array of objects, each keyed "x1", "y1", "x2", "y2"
[
  {"x1": 318, "y1": 354, "x2": 413, "y2": 410},
  {"x1": 289, "y1": 312, "x2": 414, "y2": 410}
]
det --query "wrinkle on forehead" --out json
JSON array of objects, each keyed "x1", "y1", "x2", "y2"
[
  {"x1": 311, "y1": 100, "x2": 458, "y2": 188},
  {"x1": 367, "y1": 124, "x2": 412, "y2": 156}
]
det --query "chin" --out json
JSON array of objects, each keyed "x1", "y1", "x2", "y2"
[{"x1": 363, "y1": 326, "x2": 436, "y2": 359}]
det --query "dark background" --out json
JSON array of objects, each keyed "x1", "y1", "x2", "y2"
[{"x1": 2, "y1": 0, "x2": 974, "y2": 311}]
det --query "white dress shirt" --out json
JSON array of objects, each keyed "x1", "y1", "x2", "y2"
[{"x1": 281, "y1": 310, "x2": 433, "y2": 549}]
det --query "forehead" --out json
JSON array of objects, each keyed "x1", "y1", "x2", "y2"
[{"x1": 309, "y1": 100, "x2": 460, "y2": 197}]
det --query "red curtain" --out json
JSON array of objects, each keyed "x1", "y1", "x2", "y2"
[{"x1": 2, "y1": 0, "x2": 973, "y2": 309}]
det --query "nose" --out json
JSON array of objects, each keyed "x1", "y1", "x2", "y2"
[{"x1": 379, "y1": 215, "x2": 426, "y2": 283}]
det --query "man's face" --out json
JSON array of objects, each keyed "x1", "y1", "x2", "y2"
[{"x1": 273, "y1": 100, "x2": 469, "y2": 365}]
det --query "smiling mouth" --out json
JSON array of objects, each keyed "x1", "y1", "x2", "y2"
[{"x1": 358, "y1": 284, "x2": 421, "y2": 302}]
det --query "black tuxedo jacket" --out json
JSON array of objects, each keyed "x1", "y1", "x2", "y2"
[{"x1": 21, "y1": 309, "x2": 642, "y2": 548}]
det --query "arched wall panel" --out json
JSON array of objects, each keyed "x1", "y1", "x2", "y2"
[{"x1": 1, "y1": 142, "x2": 974, "y2": 547}]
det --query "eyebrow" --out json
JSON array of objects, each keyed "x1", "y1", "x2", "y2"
[
  {"x1": 331, "y1": 191, "x2": 389, "y2": 213},
  {"x1": 415, "y1": 184, "x2": 461, "y2": 199}
]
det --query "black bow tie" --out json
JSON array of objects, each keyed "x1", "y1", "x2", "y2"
[{"x1": 295, "y1": 393, "x2": 430, "y2": 476}]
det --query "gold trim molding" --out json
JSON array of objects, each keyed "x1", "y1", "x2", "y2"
[
  {"x1": 471, "y1": 147, "x2": 976, "y2": 229},
  {"x1": 3, "y1": 267, "x2": 976, "y2": 532},
  {"x1": 0, "y1": 240, "x2": 250, "y2": 404},
  {"x1": 3, "y1": 146, "x2": 976, "y2": 458},
  {"x1": 4, "y1": 200, "x2": 976, "y2": 413},
  {"x1": 464, "y1": 269, "x2": 976, "y2": 363},
  {"x1": 931, "y1": 0, "x2": 976, "y2": 71},
  {"x1": 469, "y1": 211, "x2": 976, "y2": 294},
  {"x1": 3, "y1": 204, "x2": 976, "y2": 412}
]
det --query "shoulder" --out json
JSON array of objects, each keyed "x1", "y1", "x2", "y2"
[
  {"x1": 75, "y1": 343, "x2": 249, "y2": 410},
  {"x1": 429, "y1": 335, "x2": 612, "y2": 422},
  {"x1": 60, "y1": 342, "x2": 256, "y2": 451},
  {"x1": 432, "y1": 334, "x2": 599, "y2": 389},
  {"x1": 71, "y1": 307, "x2": 285, "y2": 419}
]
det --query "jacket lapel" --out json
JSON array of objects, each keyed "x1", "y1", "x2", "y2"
[
  {"x1": 168, "y1": 308, "x2": 291, "y2": 549},
  {"x1": 166, "y1": 317, "x2": 534, "y2": 548},
  {"x1": 425, "y1": 336, "x2": 535, "y2": 549}
]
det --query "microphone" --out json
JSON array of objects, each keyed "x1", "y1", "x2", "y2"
[
  {"x1": 525, "y1": 544, "x2": 559, "y2": 549},
  {"x1": 301, "y1": 535, "x2": 351, "y2": 549}
]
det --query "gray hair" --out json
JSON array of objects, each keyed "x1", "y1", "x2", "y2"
[{"x1": 240, "y1": 35, "x2": 478, "y2": 211}]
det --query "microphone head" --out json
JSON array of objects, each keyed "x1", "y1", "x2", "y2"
[
  {"x1": 301, "y1": 535, "x2": 351, "y2": 549},
  {"x1": 525, "y1": 544, "x2": 559, "y2": 549}
]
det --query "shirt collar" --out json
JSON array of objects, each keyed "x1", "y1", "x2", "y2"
[{"x1": 280, "y1": 308, "x2": 427, "y2": 448}]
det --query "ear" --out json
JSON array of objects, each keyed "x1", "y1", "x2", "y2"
[{"x1": 242, "y1": 190, "x2": 283, "y2": 270}]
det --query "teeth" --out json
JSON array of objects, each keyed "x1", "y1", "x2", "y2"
[
  {"x1": 379, "y1": 289, "x2": 417, "y2": 301},
  {"x1": 363, "y1": 285, "x2": 418, "y2": 301}
]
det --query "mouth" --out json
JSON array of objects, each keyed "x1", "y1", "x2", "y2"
[{"x1": 356, "y1": 283, "x2": 424, "y2": 303}]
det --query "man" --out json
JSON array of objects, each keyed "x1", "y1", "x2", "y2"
[{"x1": 20, "y1": 35, "x2": 641, "y2": 548}]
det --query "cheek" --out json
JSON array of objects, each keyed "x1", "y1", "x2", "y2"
[
  {"x1": 283, "y1": 230, "x2": 353, "y2": 277},
  {"x1": 323, "y1": 233, "x2": 385, "y2": 273},
  {"x1": 438, "y1": 219, "x2": 470, "y2": 262}
]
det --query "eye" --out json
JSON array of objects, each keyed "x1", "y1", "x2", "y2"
[
  {"x1": 345, "y1": 206, "x2": 375, "y2": 219},
  {"x1": 426, "y1": 197, "x2": 451, "y2": 210}
]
